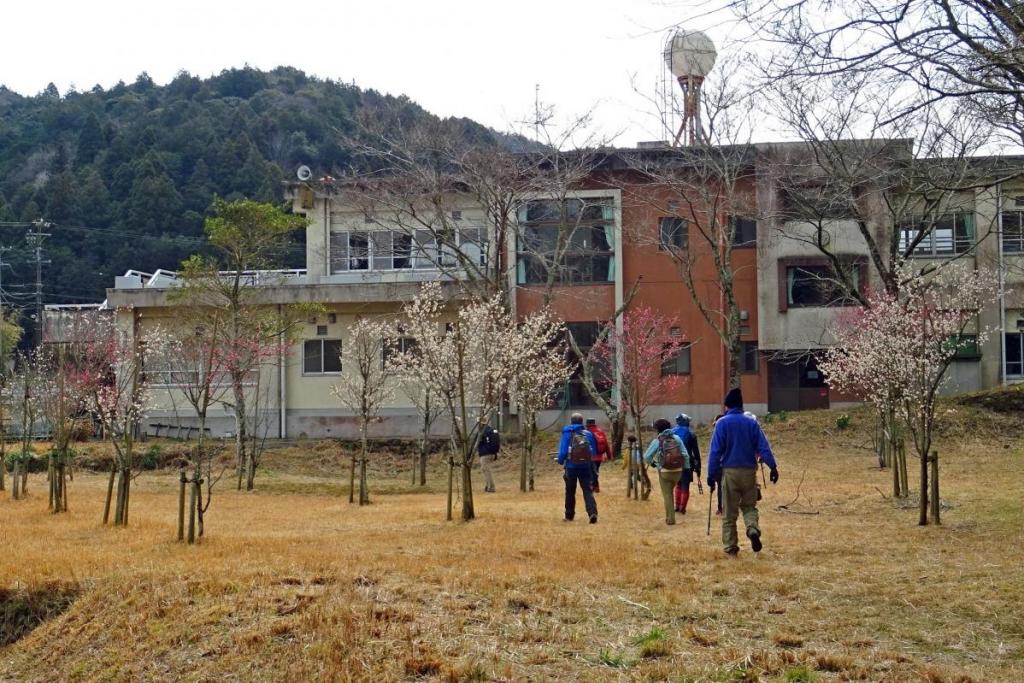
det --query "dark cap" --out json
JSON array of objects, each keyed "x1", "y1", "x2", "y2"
[{"x1": 724, "y1": 387, "x2": 743, "y2": 410}]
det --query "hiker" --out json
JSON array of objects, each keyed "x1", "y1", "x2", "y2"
[
  {"x1": 585, "y1": 417, "x2": 610, "y2": 492},
  {"x1": 557, "y1": 412, "x2": 599, "y2": 523},
  {"x1": 643, "y1": 418, "x2": 690, "y2": 525},
  {"x1": 672, "y1": 413, "x2": 702, "y2": 514},
  {"x1": 711, "y1": 413, "x2": 724, "y2": 516},
  {"x1": 477, "y1": 420, "x2": 501, "y2": 493},
  {"x1": 707, "y1": 388, "x2": 779, "y2": 556}
]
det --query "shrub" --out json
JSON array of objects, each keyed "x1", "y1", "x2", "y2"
[{"x1": 836, "y1": 414, "x2": 851, "y2": 430}]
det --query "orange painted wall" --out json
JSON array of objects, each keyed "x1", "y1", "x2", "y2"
[{"x1": 515, "y1": 172, "x2": 766, "y2": 407}]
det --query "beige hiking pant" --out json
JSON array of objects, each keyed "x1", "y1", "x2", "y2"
[
  {"x1": 479, "y1": 455, "x2": 497, "y2": 491},
  {"x1": 658, "y1": 469, "x2": 682, "y2": 524},
  {"x1": 721, "y1": 467, "x2": 760, "y2": 552}
]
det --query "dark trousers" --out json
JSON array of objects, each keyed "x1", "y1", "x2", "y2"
[
  {"x1": 592, "y1": 460, "x2": 602, "y2": 489},
  {"x1": 564, "y1": 467, "x2": 598, "y2": 520}
]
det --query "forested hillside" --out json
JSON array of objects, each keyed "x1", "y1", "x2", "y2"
[{"x1": 0, "y1": 66, "x2": 507, "y2": 308}]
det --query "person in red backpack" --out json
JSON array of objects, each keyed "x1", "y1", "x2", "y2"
[{"x1": 585, "y1": 418, "x2": 610, "y2": 493}]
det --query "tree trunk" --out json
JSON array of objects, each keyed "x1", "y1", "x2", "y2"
[
  {"x1": 102, "y1": 461, "x2": 115, "y2": 524},
  {"x1": 348, "y1": 449, "x2": 357, "y2": 504},
  {"x1": 187, "y1": 477, "x2": 198, "y2": 544},
  {"x1": 122, "y1": 468, "x2": 131, "y2": 526},
  {"x1": 177, "y1": 469, "x2": 186, "y2": 542},
  {"x1": 918, "y1": 451, "x2": 929, "y2": 526},
  {"x1": 233, "y1": 379, "x2": 249, "y2": 491},
  {"x1": 114, "y1": 469, "x2": 126, "y2": 526},
  {"x1": 930, "y1": 451, "x2": 940, "y2": 525},
  {"x1": 245, "y1": 452, "x2": 257, "y2": 491},
  {"x1": 359, "y1": 425, "x2": 369, "y2": 505},
  {"x1": 446, "y1": 455, "x2": 454, "y2": 521},
  {"x1": 461, "y1": 450, "x2": 475, "y2": 521},
  {"x1": 519, "y1": 423, "x2": 529, "y2": 493},
  {"x1": 419, "y1": 449, "x2": 427, "y2": 487},
  {"x1": 48, "y1": 453, "x2": 55, "y2": 511},
  {"x1": 899, "y1": 440, "x2": 909, "y2": 497}
]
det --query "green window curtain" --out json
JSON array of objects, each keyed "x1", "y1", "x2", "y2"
[
  {"x1": 602, "y1": 204, "x2": 616, "y2": 282},
  {"x1": 516, "y1": 205, "x2": 528, "y2": 284}
]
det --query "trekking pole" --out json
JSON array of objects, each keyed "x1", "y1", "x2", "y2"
[
  {"x1": 706, "y1": 484, "x2": 713, "y2": 536},
  {"x1": 696, "y1": 477, "x2": 704, "y2": 495},
  {"x1": 759, "y1": 461, "x2": 768, "y2": 489}
]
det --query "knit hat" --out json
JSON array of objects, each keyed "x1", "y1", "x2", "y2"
[
  {"x1": 724, "y1": 388, "x2": 743, "y2": 410},
  {"x1": 675, "y1": 413, "x2": 691, "y2": 427}
]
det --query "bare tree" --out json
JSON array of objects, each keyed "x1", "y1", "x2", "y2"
[
  {"x1": 730, "y1": 0, "x2": 1024, "y2": 145},
  {"x1": 332, "y1": 316, "x2": 396, "y2": 505}
]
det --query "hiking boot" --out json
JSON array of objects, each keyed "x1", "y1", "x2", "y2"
[
  {"x1": 725, "y1": 548, "x2": 739, "y2": 558},
  {"x1": 589, "y1": 514, "x2": 598, "y2": 524},
  {"x1": 680, "y1": 507, "x2": 687, "y2": 515},
  {"x1": 747, "y1": 529, "x2": 763, "y2": 553}
]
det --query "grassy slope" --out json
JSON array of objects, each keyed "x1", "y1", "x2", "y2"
[{"x1": 1, "y1": 407, "x2": 1022, "y2": 682}]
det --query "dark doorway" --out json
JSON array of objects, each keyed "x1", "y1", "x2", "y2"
[{"x1": 768, "y1": 353, "x2": 830, "y2": 412}]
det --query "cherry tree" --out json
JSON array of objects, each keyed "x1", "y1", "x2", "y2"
[
  {"x1": 397, "y1": 283, "x2": 572, "y2": 520},
  {"x1": 506, "y1": 310, "x2": 574, "y2": 492},
  {"x1": 74, "y1": 312, "x2": 167, "y2": 527},
  {"x1": 158, "y1": 328, "x2": 233, "y2": 543},
  {"x1": 589, "y1": 306, "x2": 689, "y2": 500},
  {"x1": 820, "y1": 264, "x2": 999, "y2": 525},
  {"x1": 331, "y1": 316, "x2": 396, "y2": 506}
]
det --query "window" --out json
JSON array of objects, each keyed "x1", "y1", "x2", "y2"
[
  {"x1": 741, "y1": 341, "x2": 759, "y2": 374},
  {"x1": 785, "y1": 264, "x2": 861, "y2": 308},
  {"x1": 661, "y1": 345, "x2": 692, "y2": 376},
  {"x1": 517, "y1": 197, "x2": 615, "y2": 285},
  {"x1": 730, "y1": 217, "x2": 757, "y2": 247},
  {"x1": 898, "y1": 213, "x2": 975, "y2": 257},
  {"x1": 382, "y1": 334, "x2": 419, "y2": 367},
  {"x1": 349, "y1": 232, "x2": 369, "y2": 270},
  {"x1": 659, "y1": 217, "x2": 688, "y2": 250},
  {"x1": 1007, "y1": 333, "x2": 1024, "y2": 377},
  {"x1": 329, "y1": 229, "x2": 484, "y2": 273},
  {"x1": 316, "y1": 325, "x2": 328, "y2": 336},
  {"x1": 303, "y1": 338, "x2": 341, "y2": 374},
  {"x1": 1002, "y1": 209, "x2": 1024, "y2": 253},
  {"x1": 950, "y1": 334, "x2": 980, "y2": 361}
]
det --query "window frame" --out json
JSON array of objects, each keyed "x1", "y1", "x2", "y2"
[
  {"x1": 328, "y1": 227, "x2": 487, "y2": 274},
  {"x1": 303, "y1": 338, "x2": 342, "y2": 376},
  {"x1": 660, "y1": 345, "x2": 692, "y2": 376},
  {"x1": 898, "y1": 212, "x2": 975, "y2": 258},
  {"x1": 729, "y1": 216, "x2": 757, "y2": 248},
  {"x1": 658, "y1": 216, "x2": 688, "y2": 251},
  {"x1": 516, "y1": 197, "x2": 616, "y2": 286},
  {"x1": 1001, "y1": 208, "x2": 1024, "y2": 254},
  {"x1": 777, "y1": 257, "x2": 867, "y2": 312},
  {"x1": 1006, "y1": 332, "x2": 1024, "y2": 377},
  {"x1": 740, "y1": 341, "x2": 759, "y2": 374}
]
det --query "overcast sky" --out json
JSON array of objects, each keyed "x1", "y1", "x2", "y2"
[{"x1": 0, "y1": 0, "x2": 749, "y2": 145}]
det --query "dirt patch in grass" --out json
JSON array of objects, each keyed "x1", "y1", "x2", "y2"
[{"x1": 0, "y1": 582, "x2": 80, "y2": 646}]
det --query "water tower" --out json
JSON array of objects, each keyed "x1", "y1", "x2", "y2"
[{"x1": 663, "y1": 29, "x2": 717, "y2": 146}]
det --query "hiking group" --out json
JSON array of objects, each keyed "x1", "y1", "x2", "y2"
[{"x1": 518, "y1": 386, "x2": 779, "y2": 556}]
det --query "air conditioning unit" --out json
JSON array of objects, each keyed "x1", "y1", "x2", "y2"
[{"x1": 740, "y1": 310, "x2": 750, "y2": 321}]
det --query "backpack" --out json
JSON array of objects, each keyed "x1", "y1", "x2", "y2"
[
  {"x1": 568, "y1": 430, "x2": 592, "y2": 464},
  {"x1": 591, "y1": 428, "x2": 609, "y2": 458},
  {"x1": 658, "y1": 433, "x2": 685, "y2": 470},
  {"x1": 478, "y1": 427, "x2": 500, "y2": 456}
]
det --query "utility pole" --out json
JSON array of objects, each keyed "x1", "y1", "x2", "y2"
[{"x1": 27, "y1": 220, "x2": 51, "y2": 347}]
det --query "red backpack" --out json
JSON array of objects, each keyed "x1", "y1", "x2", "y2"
[{"x1": 658, "y1": 433, "x2": 685, "y2": 470}]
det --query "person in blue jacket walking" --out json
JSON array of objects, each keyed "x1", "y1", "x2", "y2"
[
  {"x1": 557, "y1": 412, "x2": 599, "y2": 523},
  {"x1": 707, "y1": 388, "x2": 779, "y2": 555}
]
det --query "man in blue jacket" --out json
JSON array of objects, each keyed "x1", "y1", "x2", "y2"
[
  {"x1": 707, "y1": 388, "x2": 779, "y2": 555},
  {"x1": 557, "y1": 412, "x2": 599, "y2": 523}
]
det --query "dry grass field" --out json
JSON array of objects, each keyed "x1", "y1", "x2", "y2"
[{"x1": 1, "y1": 405, "x2": 1022, "y2": 682}]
